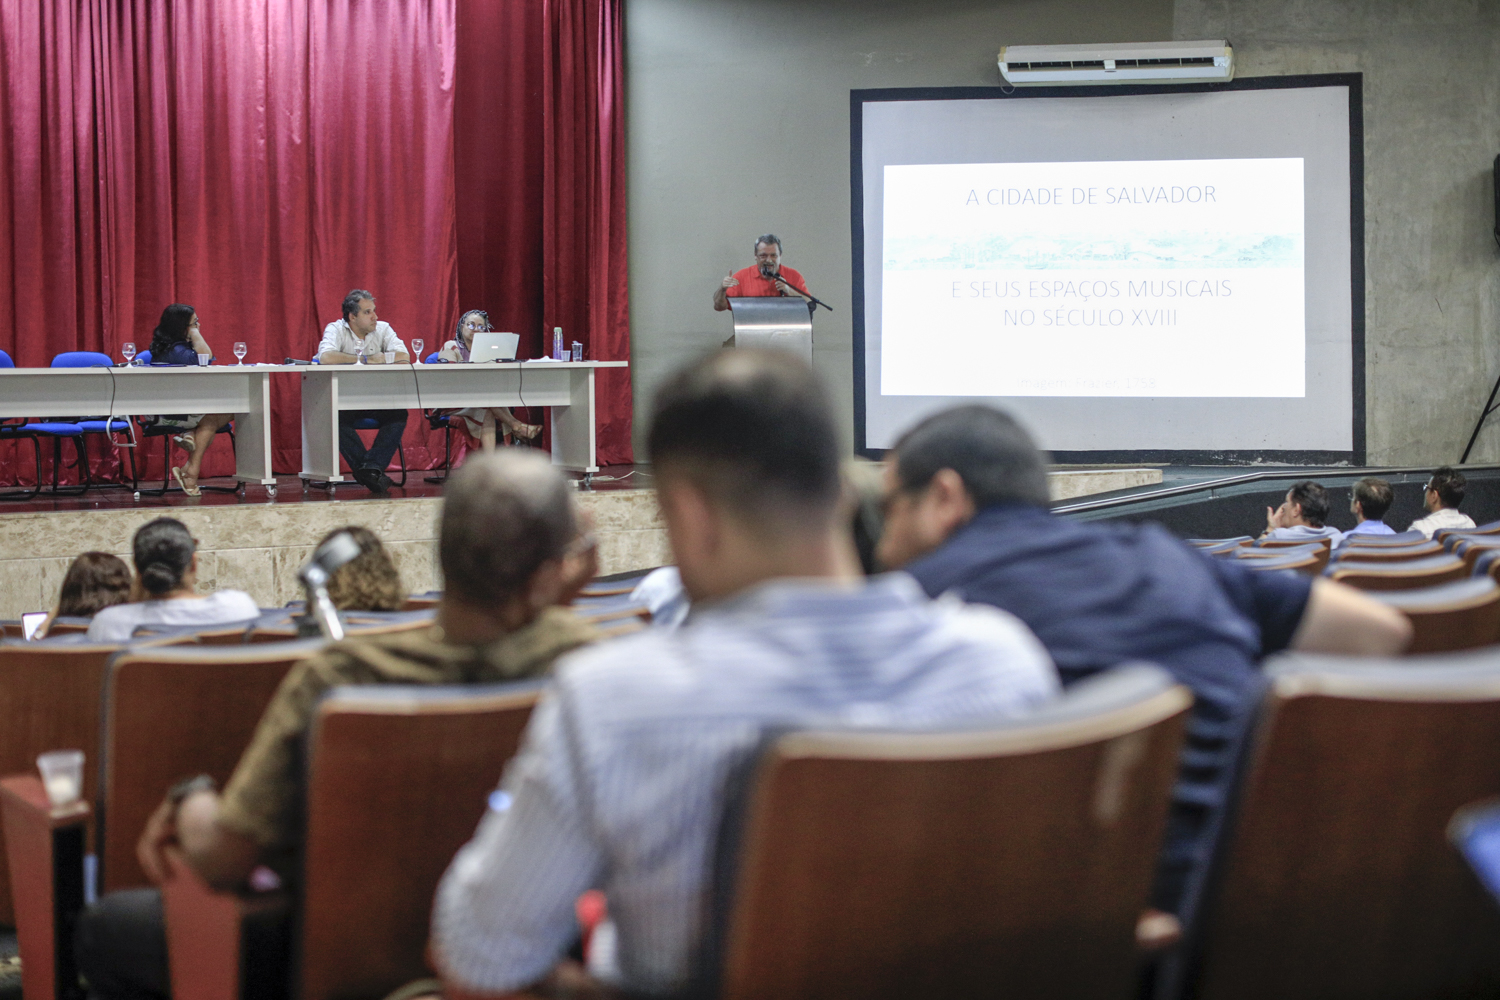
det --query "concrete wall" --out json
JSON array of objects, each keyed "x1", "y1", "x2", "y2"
[
  {"x1": 625, "y1": 0, "x2": 1174, "y2": 454},
  {"x1": 1175, "y1": 0, "x2": 1500, "y2": 464}
]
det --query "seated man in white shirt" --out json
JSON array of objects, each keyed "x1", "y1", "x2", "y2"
[
  {"x1": 1260, "y1": 480, "x2": 1344, "y2": 547},
  {"x1": 430, "y1": 348, "x2": 1059, "y2": 998},
  {"x1": 1410, "y1": 466, "x2": 1476, "y2": 539},
  {"x1": 316, "y1": 289, "x2": 411, "y2": 494},
  {"x1": 88, "y1": 518, "x2": 259, "y2": 642},
  {"x1": 1341, "y1": 477, "x2": 1397, "y2": 546}
]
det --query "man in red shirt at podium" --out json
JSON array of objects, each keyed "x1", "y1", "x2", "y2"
[{"x1": 713, "y1": 233, "x2": 811, "y2": 311}]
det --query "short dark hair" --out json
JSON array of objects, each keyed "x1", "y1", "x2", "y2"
[
  {"x1": 440, "y1": 451, "x2": 577, "y2": 606},
  {"x1": 753, "y1": 234, "x2": 782, "y2": 255},
  {"x1": 342, "y1": 289, "x2": 374, "y2": 322},
  {"x1": 1428, "y1": 466, "x2": 1466, "y2": 508},
  {"x1": 1353, "y1": 477, "x2": 1393, "y2": 521},
  {"x1": 322, "y1": 526, "x2": 404, "y2": 611},
  {"x1": 648, "y1": 348, "x2": 841, "y2": 524},
  {"x1": 133, "y1": 518, "x2": 196, "y2": 597},
  {"x1": 57, "y1": 552, "x2": 132, "y2": 617},
  {"x1": 1287, "y1": 480, "x2": 1331, "y2": 527},
  {"x1": 890, "y1": 405, "x2": 1051, "y2": 509}
]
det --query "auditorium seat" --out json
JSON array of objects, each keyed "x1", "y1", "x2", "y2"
[
  {"x1": 1256, "y1": 535, "x2": 1333, "y2": 551},
  {"x1": 1446, "y1": 536, "x2": 1500, "y2": 573},
  {"x1": 1333, "y1": 539, "x2": 1443, "y2": 563},
  {"x1": 1236, "y1": 550, "x2": 1324, "y2": 574},
  {"x1": 1327, "y1": 553, "x2": 1469, "y2": 591},
  {"x1": 0, "y1": 639, "x2": 131, "y2": 924},
  {"x1": 1343, "y1": 529, "x2": 1426, "y2": 547},
  {"x1": 1187, "y1": 536, "x2": 1252, "y2": 548},
  {"x1": 710, "y1": 665, "x2": 1190, "y2": 1000},
  {"x1": 1174, "y1": 650, "x2": 1500, "y2": 1000},
  {"x1": 1436, "y1": 519, "x2": 1500, "y2": 545},
  {"x1": 1234, "y1": 543, "x2": 1327, "y2": 575},
  {"x1": 1, "y1": 640, "x2": 323, "y2": 1000},
  {"x1": 1367, "y1": 577, "x2": 1500, "y2": 653},
  {"x1": 160, "y1": 681, "x2": 544, "y2": 1000}
]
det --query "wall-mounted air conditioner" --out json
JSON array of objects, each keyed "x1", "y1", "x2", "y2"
[{"x1": 998, "y1": 40, "x2": 1233, "y2": 87}]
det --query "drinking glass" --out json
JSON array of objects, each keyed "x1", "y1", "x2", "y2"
[
  {"x1": 233, "y1": 342, "x2": 247, "y2": 365},
  {"x1": 37, "y1": 750, "x2": 84, "y2": 807},
  {"x1": 121, "y1": 342, "x2": 136, "y2": 365},
  {"x1": 411, "y1": 339, "x2": 424, "y2": 363}
]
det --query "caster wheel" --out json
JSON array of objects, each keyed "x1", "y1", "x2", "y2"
[
  {"x1": 328, "y1": 485, "x2": 336, "y2": 496},
  {"x1": 301, "y1": 478, "x2": 309, "y2": 488},
  {"x1": 236, "y1": 483, "x2": 246, "y2": 496},
  {"x1": 267, "y1": 486, "x2": 278, "y2": 500},
  {"x1": 132, "y1": 491, "x2": 141, "y2": 501}
]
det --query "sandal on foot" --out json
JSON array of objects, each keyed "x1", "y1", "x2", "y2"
[
  {"x1": 172, "y1": 466, "x2": 201, "y2": 497},
  {"x1": 173, "y1": 432, "x2": 196, "y2": 454}
]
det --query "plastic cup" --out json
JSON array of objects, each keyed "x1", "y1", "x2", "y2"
[
  {"x1": 196, "y1": 354, "x2": 211, "y2": 367},
  {"x1": 383, "y1": 351, "x2": 395, "y2": 364},
  {"x1": 37, "y1": 749, "x2": 84, "y2": 807}
]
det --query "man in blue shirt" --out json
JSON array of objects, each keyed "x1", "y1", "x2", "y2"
[
  {"x1": 1343, "y1": 477, "x2": 1397, "y2": 543},
  {"x1": 876, "y1": 405, "x2": 1411, "y2": 917}
]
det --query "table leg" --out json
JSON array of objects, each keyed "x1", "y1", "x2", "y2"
[
  {"x1": 300, "y1": 372, "x2": 345, "y2": 481},
  {"x1": 232, "y1": 372, "x2": 277, "y2": 485},
  {"x1": 550, "y1": 367, "x2": 599, "y2": 473}
]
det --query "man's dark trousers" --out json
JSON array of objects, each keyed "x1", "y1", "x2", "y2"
[{"x1": 338, "y1": 409, "x2": 407, "y2": 474}]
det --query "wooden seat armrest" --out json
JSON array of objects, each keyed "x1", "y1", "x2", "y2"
[
  {"x1": 160, "y1": 848, "x2": 290, "y2": 1000},
  {"x1": 0, "y1": 774, "x2": 91, "y2": 1000}
]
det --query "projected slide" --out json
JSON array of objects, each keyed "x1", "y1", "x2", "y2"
[{"x1": 881, "y1": 157, "x2": 1305, "y2": 398}]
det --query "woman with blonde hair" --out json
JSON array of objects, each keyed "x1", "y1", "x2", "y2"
[{"x1": 320, "y1": 526, "x2": 405, "y2": 611}]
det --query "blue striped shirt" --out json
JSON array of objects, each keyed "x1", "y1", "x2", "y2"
[{"x1": 432, "y1": 573, "x2": 1058, "y2": 995}]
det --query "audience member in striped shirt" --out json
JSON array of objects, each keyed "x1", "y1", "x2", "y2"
[{"x1": 431, "y1": 349, "x2": 1059, "y2": 997}]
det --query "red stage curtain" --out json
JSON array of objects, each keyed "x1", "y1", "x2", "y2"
[
  {"x1": 453, "y1": 0, "x2": 632, "y2": 464},
  {"x1": 0, "y1": 0, "x2": 629, "y2": 487}
]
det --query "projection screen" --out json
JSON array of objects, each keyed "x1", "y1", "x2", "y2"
[{"x1": 852, "y1": 76, "x2": 1364, "y2": 463}]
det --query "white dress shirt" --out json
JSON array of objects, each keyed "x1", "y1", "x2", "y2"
[
  {"x1": 432, "y1": 573, "x2": 1058, "y2": 996},
  {"x1": 1409, "y1": 507, "x2": 1476, "y2": 539},
  {"x1": 316, "y1": 319, "x2": 407, "y2": 360}
]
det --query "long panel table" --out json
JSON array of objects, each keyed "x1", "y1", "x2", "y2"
[
  {"x1": 297, "y1": 360, "x2": 628, "y2": 486},
  {"x1": 0, "y1": 365, "x2": 277, "y2": 489}
]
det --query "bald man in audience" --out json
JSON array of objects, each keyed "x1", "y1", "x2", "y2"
[
  {"x1": 875, "y1": 404, "x2": 1411, "y2": 920},
  {"x1": 430, "y1": 350, "x2": 1058, "y2": 997},
  {"x1": 73, "y1": 452, "x2": 601, "y2": 1000}
]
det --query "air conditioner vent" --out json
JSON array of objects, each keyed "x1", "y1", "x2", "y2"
[{"x1": 999, "y1": 41, "x2": 1233, "y2": 86}]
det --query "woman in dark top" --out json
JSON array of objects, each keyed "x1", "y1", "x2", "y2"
[{"x1": 147, "y1": 304, "x2": 232, "y2": 496}]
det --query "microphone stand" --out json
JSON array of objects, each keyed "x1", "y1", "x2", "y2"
[{"x1": 764, "y1": 269, "x2": 834, "y2": 312}]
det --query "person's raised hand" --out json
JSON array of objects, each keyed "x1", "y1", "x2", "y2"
[
  {"x1": 721, "y1": 275, "x2": 739, "y2": 290},
  {"x1": 1264, "y1": 505, "x2": 1281, "y2": 533},
  {"x1": 137, "y1": 796, "x2": 179, "y2": 885}
]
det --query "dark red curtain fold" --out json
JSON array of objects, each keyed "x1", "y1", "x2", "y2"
[
  {"x1": 0, "y1": 0, "x2": 629, "y2": 487},
  {"x1": 453, "y1": 0, "x2": 632, "y2": 465}
]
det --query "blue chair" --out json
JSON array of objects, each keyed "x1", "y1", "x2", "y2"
[
  {"x1": 351, "y1": 417, "x2": 407, "y2": 487},
  {"x1": 46, "y1": 351, "x2": 125, "y2": 494},
  {"x1": 0, "y1": 349, "x2": 45, "y2": 500},
  {"x1": 422, "y1": 351, "x2": 456, "y2": 483}
]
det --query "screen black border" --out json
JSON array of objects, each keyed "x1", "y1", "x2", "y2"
[{"x1": 850, "y1": 73, "x2": 1366, "y2": 465}]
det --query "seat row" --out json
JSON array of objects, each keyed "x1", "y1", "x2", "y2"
[
  {"x1": 4, "y1": 633, "x2": 1500, "y2": 1000},
  {"x1": 1189, "y1": 521, "x2": 1500, "y2": 652}
]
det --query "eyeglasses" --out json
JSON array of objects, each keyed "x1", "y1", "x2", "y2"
[{"x1": 461, "y1": 311, "x2": 490, "y2": 331}]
